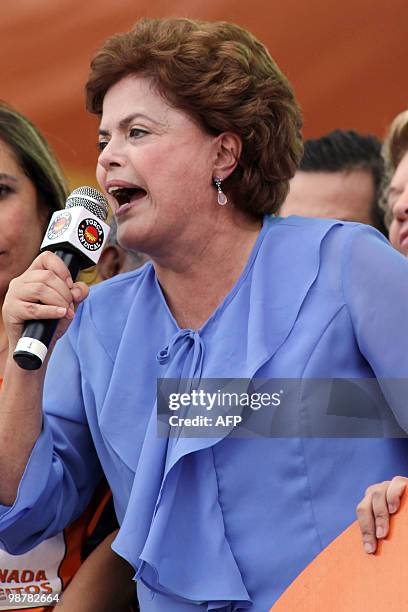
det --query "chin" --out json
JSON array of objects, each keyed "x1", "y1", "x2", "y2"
[
  {"x1": 116, "y1": 226, "x2": 147, "y2": 253},
  {"x1": 118, "y1": 217, "x2": 166, "y2": 253},
  {"x1": 394, "y1": 243, "x2": 408, "y2": 258}
]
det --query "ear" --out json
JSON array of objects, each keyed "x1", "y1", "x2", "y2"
[
  {"x1": 212, "y1": 132, "x2": 242, "y2": 180},
  {"x1": 97, "y1": 245, "x2": 126, "y2": 280}
]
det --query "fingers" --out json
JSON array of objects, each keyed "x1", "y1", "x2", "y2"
[
  {"x1": 46, "y1": 283, "x2": 89, "y2": 354},
  {"x1": 356, "y1": 489, "x2": 380, "y2": 554},
  {"x1": 28, "y1": 250, "x2": 73, "y2": 284},
  {"x1": 2, "y1": 251, "x2": 90, "y2": 348},
  {"x1": 6, "y1": 272, "x2": 75, "y2": 323},
  {"x1": 386, "y1": 476, "x2": 407, "y2": 514},
  {"x1": 10, "y1": 271, "x2": 74, "y2": 308},
  {"x1": 356, "y1": 477, "x2": 408, "y2": 554},
  {"x1": 371, "y1": 486, "x2": 390, "y2": 540},
  {"x1": 15, "y1": 301, "x2": 71, "y2": 322}
]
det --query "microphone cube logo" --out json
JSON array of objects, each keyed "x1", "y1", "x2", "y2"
[
  {"x1": 47, "y1": 212, "x2": 72, "y2": 240},
  {"x1": 78, "y1": 218, "x2": 104, "y2": 251}
]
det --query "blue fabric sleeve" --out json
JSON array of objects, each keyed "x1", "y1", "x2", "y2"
[
  {"x1": 0, "y1": 305, "x2": 102, "y2": 554},
  {"x1": 343, "y1": 224, "x2": 408, "y2": 428}
]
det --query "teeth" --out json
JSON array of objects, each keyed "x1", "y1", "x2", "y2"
[
  {"x1": 106, "y1": 185, "x2": 146, "y2": 207},
  {"x1": 107, "y1": 185, "x2": 140, "y2": 194}
]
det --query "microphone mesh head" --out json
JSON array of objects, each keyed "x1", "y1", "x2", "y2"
[{"x1": 66, "y1": 186, "x2": 109, "y2": 221}]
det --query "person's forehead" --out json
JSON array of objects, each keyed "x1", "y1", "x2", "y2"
[
  {"x1": 100, "y1": 75, "x2": 171, "y2": 128},
  {"x1": 98, "y1": 74, "x2": 207, "y2": 140},
  {"x1": 0, "y1": 139, "x2": 20, "y2": 169}
]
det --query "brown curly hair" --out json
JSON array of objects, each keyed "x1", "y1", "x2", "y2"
[
  {"x1": 85, "y1": 17, "x2": 303, "y2": 218},
  {"x1": 380, "y1": 109, "x2": 408, "y2": 227}
]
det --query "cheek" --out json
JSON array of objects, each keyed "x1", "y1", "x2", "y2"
[
  {"x1": 96, "y1": 162, "x2": 106, "y2": 190},
  {"x1": 388, "y1": 220, "x2": 398, "y2": 248},
  {"x1": 148, "y1": 140, "x2": 211, "y2": 185},
  {"x1": 4, "y1": 216, "x2": 26, "y2": 245},
  {"x1": 13, "y1": 207, "x2": 45, "y2": 258},
  {"x1": 0, "y1": 189, "x2": 44, "y2": 283},
  {"x1": 1, "y1": 224, "x2": 41, "y2": 286},
  {"x1": 17, "y1": 221, "x2": 43, "y2": 263}
]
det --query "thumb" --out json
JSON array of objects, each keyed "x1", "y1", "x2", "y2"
[
  {"x1": 71, "y1": 281, "x2": 90, "y2": 306},
  {"x1": 50, "y1": 282, "x2": 90, "y2": 348}
]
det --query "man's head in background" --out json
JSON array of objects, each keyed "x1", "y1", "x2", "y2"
[{"x1": 279, "y1": 129, "x2": 386, "y2": 234}]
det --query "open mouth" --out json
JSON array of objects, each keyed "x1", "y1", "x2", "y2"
[{"x1": 108, "y1": 186, "x2": 147, "y2": 207}]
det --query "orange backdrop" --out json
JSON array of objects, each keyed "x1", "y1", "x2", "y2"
[{"x1": 2, "y1": 0, "x2": 407, "y2": 187}]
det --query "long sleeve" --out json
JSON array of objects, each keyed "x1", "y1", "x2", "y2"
[
  {"x1": 342, "y1": 224, "x2": 408, "y2": 429},
  {"x1": 0, "y1": 306, "x2": 102, "y2": 554}
]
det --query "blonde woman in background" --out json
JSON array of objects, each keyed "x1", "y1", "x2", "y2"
[
  {"x1": 380, "y1": 110, "x2": 408, "y2": 256},
  {"x1": 356, "y1": 109, "x2": 408, "y2": 555}
]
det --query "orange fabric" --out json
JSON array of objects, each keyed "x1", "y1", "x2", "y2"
[
  {"x1": 271, "y1": 493, "x2": 408, "y2": 611},
  {"x1": 84, "y1": 484, "x2": 113, "y2": 540}
]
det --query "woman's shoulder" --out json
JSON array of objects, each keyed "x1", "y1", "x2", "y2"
[
  {"x1": 268, "y1": 216, "x2": 408, "y2": 311},
  {"x1": 254, "y1": 216, "x2": 399, "y2": 310},
  {"x1": 265, "y1": 215, "x2": 391, "y2": 258},
  {"x1": 270, "y1": 214, "x2": 370, "y2": 235}
]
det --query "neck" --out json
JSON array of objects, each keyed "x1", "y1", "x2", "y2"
[{"x1": 153, "y1": 210, "x2": 262, "y2": 330}]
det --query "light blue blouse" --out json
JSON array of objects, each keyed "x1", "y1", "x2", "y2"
[{"x1": 1, "y1": 216, "x2": 408, "y2": 612}]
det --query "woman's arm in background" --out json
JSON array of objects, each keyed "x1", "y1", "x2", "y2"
[{"x1": 55, "y1": 530, "x2": 137, "y2": 612}]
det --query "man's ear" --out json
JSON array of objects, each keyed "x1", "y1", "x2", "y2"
[
  {"x1": 97, "y1": 245, "x2": 126, "y2": 280},
  {"x1": 212, "y1": 132, "x2": 242, "y2": 180}
]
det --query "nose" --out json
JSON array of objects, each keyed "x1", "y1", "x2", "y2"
[
  {"x1": 392, "y1": 188, "x2": 408, "y2": 221},
  {"x1": 97, "y1": 138, "x2": 127, "y2": 171}
]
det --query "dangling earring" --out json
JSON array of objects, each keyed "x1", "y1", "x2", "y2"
[{"x1": 214, "y1": 177, "x2": 228, "y2": 206}]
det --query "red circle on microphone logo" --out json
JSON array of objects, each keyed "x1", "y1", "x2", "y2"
[{"x1": 78, "y1": 219, "x2": 104, "y2": 251}]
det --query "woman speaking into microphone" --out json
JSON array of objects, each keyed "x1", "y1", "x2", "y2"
[
  {"x1": 1, "y1": 18, "x2": 408, "y2": 612},
  {"x1": 0, "y1": 102, "x2": 136, "y2": 611}
]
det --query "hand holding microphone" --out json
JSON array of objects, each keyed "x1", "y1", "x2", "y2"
[{"x1": 3, "y1": 187, "x2": 110, "y2": 371}]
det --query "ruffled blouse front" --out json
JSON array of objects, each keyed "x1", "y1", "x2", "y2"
[{"x1": 2, "y1": 216, "x2": 408, "y2": 612}]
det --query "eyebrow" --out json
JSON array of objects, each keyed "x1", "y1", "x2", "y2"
[
  {"x1": 98, "y1": 113, "x2": 163, "y2": 136},
  {"x1": 0, "y1": 173, "x2": 17, "y2": 182},
  {"x1": 388, "y1": 185, "x2": 401, "y2": 197},
  {"x1": 387, "y1": 185, "x2": 402, "y2": 209}
]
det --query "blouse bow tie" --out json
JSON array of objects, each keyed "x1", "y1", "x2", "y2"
[{"x1": 157, "y1": 328, "x2": 206, "y2": 382}]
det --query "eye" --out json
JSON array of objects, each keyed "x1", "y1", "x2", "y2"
[
  {"x1": 97, "y1": 139, "x2": 109, "y2": 152},
  {"x1": 0, "y1": 184, "x2": 13, "y2": 199},
  {"x1": 387, "y1": 187, "x2": 402, "y2": 209},
  {"x1": 129, "y1": 127, "x2": 149, "y2": 139}
]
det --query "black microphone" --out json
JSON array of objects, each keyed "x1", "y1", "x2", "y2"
[{"x1": 13, "y1": 186, "x2": 110, "y2": 371}]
